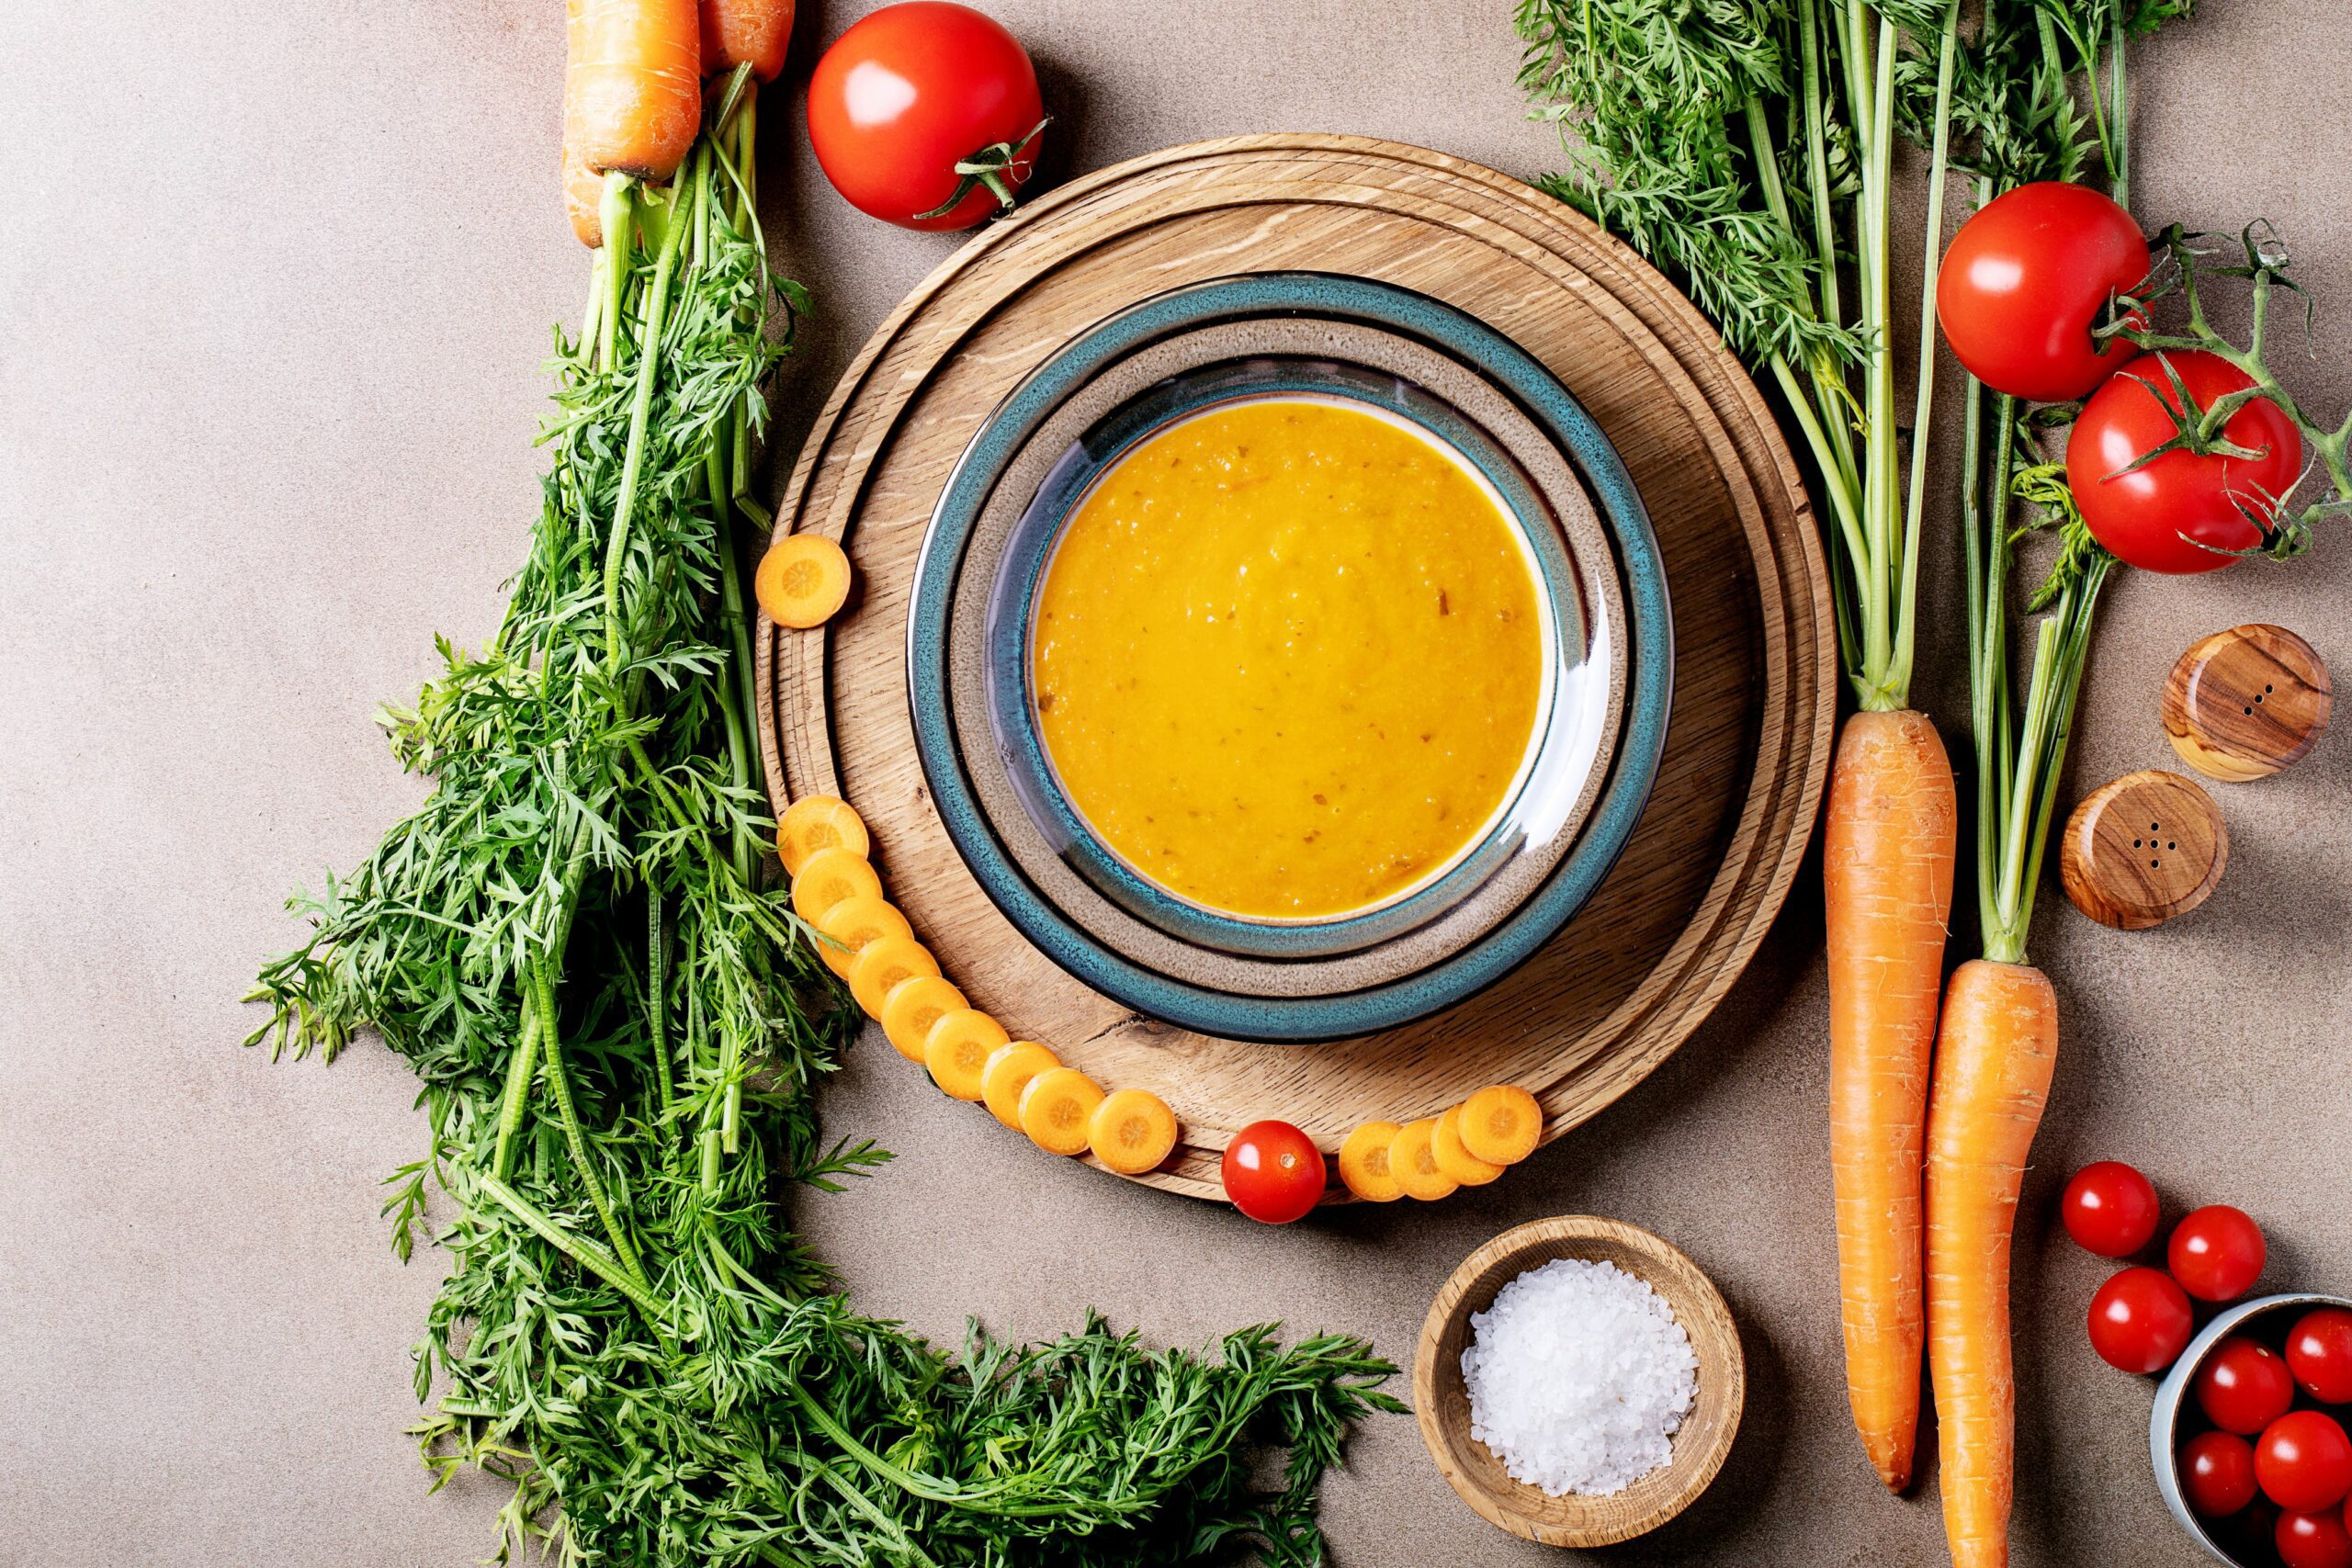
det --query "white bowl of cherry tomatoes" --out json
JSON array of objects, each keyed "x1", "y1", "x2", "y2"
[{"x1": 2062, "y1": 1160, "x2": 2352, "y2": 1567}]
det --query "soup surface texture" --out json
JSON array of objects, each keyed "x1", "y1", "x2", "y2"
[{"x1": 1031, "y1": 397, "x2": 1545, "y2": 919}]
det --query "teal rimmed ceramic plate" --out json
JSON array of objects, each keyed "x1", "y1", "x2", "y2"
[{"x1": 908, "y1": 273, "x2": 1670, "y2": 1042}]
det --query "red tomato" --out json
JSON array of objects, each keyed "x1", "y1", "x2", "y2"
[
  {"x1": 1936, "y1": 182, "x2": 2150, "y2": 401},
  {"x1": 2183, "y1": 1430, "x2": 2261, "y2": 1517},
  {"x1": 2088, "y1": 1266, "x2": 2196, "y2": 1373},
  {"x1": 2066, "y1": 351, "x2": 2304, "y2": 574},
  {"x1": 805, "y1": 2, "x2": 1044, "y2": 231},
  {"x1": 2260, "y1": 1412, "x2": 2352, "y2": 1514},
  {"x1": 2291, "y1": 1311, "x2": 2352, "y2": 1404},
  {"x1": 2279, "y1": 1508, "x2": 2352, "y2": 1568},
  {"x1": 2171, "y1": 1205, "x2": 2268, "y2": 1303},
  {"x1": 2199, "y1": 1337, "x2": 2300, "y2": 1435},
  {"x1": 1221, "y1": 1121, "x2": 1326, "y2": 1224},
  {"x1": 2063, "y1": 1160, "x2": 2161, "y2": 1258}
]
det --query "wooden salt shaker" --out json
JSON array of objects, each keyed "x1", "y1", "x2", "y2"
[
  {"x1": 2163, "y1": 624, "x2": 2331, "y2": 781},
  {"x1": 2061, "y1": 770, "x2": 2229, "y2": 931}
]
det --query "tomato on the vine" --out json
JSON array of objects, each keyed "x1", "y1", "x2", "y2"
[
  {"x1": 2290, "y1": 1310, "x2": 2352, "y2": 1404},
  {"x1": 1221, "y1": 1120, "x2": 1325, "y2": 1224},
  {"x1": 2063, "y1": 1160, "x2": 2161, "y2": 1258},
  {"x1": 2259, "y1": 1412, "x2": 2352, "y2": 1514},
  {"x1": 2199, "y1": 1337, "x2": 2299, "y2": 1435},
  {"x1": 2171, "y1": 1204, "x2": 2268, "y2": 1303},
  {"x1": 2088, "y1": 1266, "x2": 2194, "y2": 1373},
  {"x1": 2066, "y1": 350, "x2": 2304, "y2": 574},
  {"x1": 806, "y1": 2, "x2": 1045, "y2": 231},
  {"x1": 2183, "y1": 1430, "x2": 2260, "y2": 1517},
  {"x1": 1936, "y1": 181, "x2": 2150, "y2": 402}
]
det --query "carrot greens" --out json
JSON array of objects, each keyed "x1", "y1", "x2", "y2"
[
  {"x1": 252, "y1": 75, "x2": 1395, "y2": 1568},
  {"x1": 1516, "y1": 0, "x2": 1968, "y2": 713}
]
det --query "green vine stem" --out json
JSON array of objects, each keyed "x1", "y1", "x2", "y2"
[{"x1": 2110, "y1": 223, "x2": 2352, "y2": 553}]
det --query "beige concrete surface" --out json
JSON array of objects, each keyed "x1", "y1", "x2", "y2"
[{"x1": 4, "y1": 2, "x2": 2349, "y2": 1563}]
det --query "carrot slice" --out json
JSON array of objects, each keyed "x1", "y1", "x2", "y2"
[
  {"x1": 1433, "y1": 1108, "x2": 1505, "y2": 1187},
  {"x1": 924, "y1": 1009, "x2": 1010, "y2": 1100},
  {"x1": 1019, "y1": 1066, "x2": 1105, "y2": 1156},
  {"x1": 1337, "y1": 1121, "x2": 1404, "y2": 1202},
  {"x1": 789, "y1": 847, "x2": 880, "y2": 925},
  {"x1": 1457, "y1": 1084, "x2": 1543, "y2": 1165},
  {"x1": 699, "y1": 0, "x2": 792, "y2": 81},
  {"x1": 777, "y1": 795, "x2": 870, "y2": 877},
  {"x1": 1390, "y1": 1119, "x2": 1458, "y2": 1201},
  {"x1": 568, "y1": 0, "x2": 704, "y2": 184},
  {"x1": 981, "y1": 1042, "x2": 1059, "y2": 1129},
  {"x1": 1090, "y1": 1089, "x2": 1179, "y2": 1174},
  {"x1": 756, "y1": 536, "x2": 853, "y2": 629},
  {"x1": 847, "y1": 936, "x2": 938, "y2": 1019},
  {"x1": 815, "y1": 896, "x2": 909, "y2": 978},
  {"x1": 881, "y1": 976, "x2": 967, "y2": 1063}
]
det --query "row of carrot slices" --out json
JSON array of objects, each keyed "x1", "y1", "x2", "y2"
[
  {"x1": 779, "y1": 795, "x2": 1181, "y2": 1175},
  {"x1": 1336, "y1": 1085, "x2": 1544, "y2": 1202},
  {"x1": 777, "y1": 792, "x2": 1550, "y2": 1201}
]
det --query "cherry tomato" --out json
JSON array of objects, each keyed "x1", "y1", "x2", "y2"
[
  {"x1": 2171, "y1": 1205, "x2": 2268, "y2": 1303},
  {"x1": 2260, "y1": 1412, "x2": 2352, "y2": 1514},
  {"x1": 2066, "y1": 350, "x2": 2304, "y2": 574},
  {"x1": 2279, "y1": 1507, "x2": 2352, "y2": 1568},
  {"x1": 2199, "y1": 1337, "x2": 2300, "y2": 1435},
  {"x1": 2063, "y1": 1160, "x2": 2161, "y2": 1258},
  {"x1": 2183, "y1": 1430, "x2": 2260, "y2": 1517},
  {"x1": 2088, "y1": 1266, "x2": 2196, "y2": 1374},
  {"x1": 1221, "y1": 1120, "x2": 1326, "y2": 1224},
  {"x1": 806, "y1": 2, "x2": 1044, "y2": 231},
  {"x1": 1936, "y1": 182, "x2": 2150, "y2": 402},
  {"x1": 2290, "y1": 1311, "x2": 2352, "y2": 1404}
]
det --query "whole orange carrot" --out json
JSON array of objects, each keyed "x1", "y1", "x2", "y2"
[
  {"x1": 699, "y1": 0, "x2": 793, "y2": 81},
  {"x1": 568, "y1": 0, "x2": 702, "y2": 183},
  {"x1": 1925, "y1": 958, "x2": 2058, "y2": 1568},
  {"x1": 1826, "y1": 706, "x2": 1957, "y2": 1493}
]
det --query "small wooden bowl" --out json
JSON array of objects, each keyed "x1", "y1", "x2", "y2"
[{"x1": 1413, "y1": 1215, "x2": 1745, "y2": 1548}]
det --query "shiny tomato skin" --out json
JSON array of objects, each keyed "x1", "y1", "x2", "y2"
[
  {"x1": 2199, "y1": 1337, "x2": 2301, "y2": 1435},
  {"x1": 1937, "y1": 182, "x2": 2148, "y2": 401},
  {"x1": 2089, "y1": 1266, "x2": 2196, "y2": 1373},
  {"x1": 2063, "y1": 1160, "x2": 2161, "y2": 1257},
  {"x1": 2290, "y1": 1310, "x2": 2352, "y2": 1404},
  {"x1": 2183, "y1": 1430, "x2": 2261, "y2": 1517},
  {"x1": 2067, "y1": 351, "x2": 2304, "y2": 573},
  {"x1": 2279, "y1": 1507, "x2": 2352, "y2": 1568},
  {"x1": 806, "y1": 2, "x2": 1043, "y2": 231},
  {"x1": 2171, "y1": 1205, "x2": 2269, "y2": 1303},
  {"x1": 2260, "y1": 1412, "x2": 2352, "y2": 1514},
  {"x1": 1221, "y1": 1120, "x2": 1326, "y2": 1224}
]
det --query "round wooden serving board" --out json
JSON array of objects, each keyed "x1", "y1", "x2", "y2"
[{"x1": 754, "y1": 135, "x2": 1835, "y2": 1201}]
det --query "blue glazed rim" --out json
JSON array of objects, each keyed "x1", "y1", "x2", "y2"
[
  {"x1": 907, "y1": 272, "x2": 1672, "y2": 1043},
  {"x1": 984, "y1": 355, "x2": 1594, "y2": 959}
]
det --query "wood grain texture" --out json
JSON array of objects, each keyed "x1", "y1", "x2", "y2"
[
  {"x1": 2163, "y1": 623, "x2": 2333, "y2": 782},
  {"x1": 752, "y1": 135, "x2": 1835, "y2": 1200},
  {"x1": 1412, "y1": 1214, "x2": 1746, "y2": 1548},
  {"x1": 2061, "y1": 769, "x2": 2230, "y2": 931}
]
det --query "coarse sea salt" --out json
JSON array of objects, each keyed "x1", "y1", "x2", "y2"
[{"x1": 1459, "y1": 1256, "x2": 1699, "y2": 1496}]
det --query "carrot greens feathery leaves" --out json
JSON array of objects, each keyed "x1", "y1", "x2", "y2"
[
  {"x1": 1951, "y1": 2, "x2": 2195, "y2": 965},
  {"x1": 249, "y1": 69, "x2": 1396, "y2": 1568},
  {"x1": 1517, "y1": 0, "x2": 1965, "y2": 712}
]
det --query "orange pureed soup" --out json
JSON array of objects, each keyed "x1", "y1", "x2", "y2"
[{"x1": 1030, "y1": 397, "x2": 1546, "y2": 919}]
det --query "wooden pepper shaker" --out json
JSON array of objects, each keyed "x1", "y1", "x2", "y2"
[
  {"x1": 2060, "y1": 770, "x2": 2229, "y2": 931},
  {"x1": 2163, "y1": 624, "x2": 2332, "y2": 781}
]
